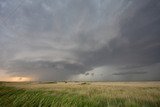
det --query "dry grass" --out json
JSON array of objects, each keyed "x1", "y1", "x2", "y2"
[{"x1": 1, "y1": 81, "x2": 160, "y2": 107}]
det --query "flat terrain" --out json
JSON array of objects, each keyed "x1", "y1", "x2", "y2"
[{"x1": 0, "y1": 82, "x2": 160, "y2": 107}]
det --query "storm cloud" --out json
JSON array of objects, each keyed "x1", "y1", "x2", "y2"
[{"x1": 0, "y1": 0, "x2": 160, "y2": 81}]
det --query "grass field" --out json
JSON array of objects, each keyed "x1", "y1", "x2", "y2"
[{"x1": 0, "y1": 82, "x2": 160, "y2": 107}]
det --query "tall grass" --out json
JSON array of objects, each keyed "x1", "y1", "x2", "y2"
[{"x1": 0, "y1": 82, "x2": 160, "y2": 107}]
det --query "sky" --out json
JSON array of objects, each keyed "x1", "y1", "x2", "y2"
[{"x1": 0, "y1": 0, "x2": 160, "y2": 81}]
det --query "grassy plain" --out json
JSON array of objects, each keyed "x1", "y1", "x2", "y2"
[{"x1": 0, "y1": 81, "x2": 160, "y2": 107}]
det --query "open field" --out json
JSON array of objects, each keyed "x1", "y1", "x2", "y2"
[{"x1": 0, "y1": 82, "x2": 160, "y2": 107}]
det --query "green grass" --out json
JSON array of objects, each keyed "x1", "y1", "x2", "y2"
[{"x1": 0, "y1": 82, "x2": 160, "y2": 107}]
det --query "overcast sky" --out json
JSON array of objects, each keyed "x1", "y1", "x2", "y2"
[{"x1": 0, "y1": 0, "x2": 160, "y2": 81}]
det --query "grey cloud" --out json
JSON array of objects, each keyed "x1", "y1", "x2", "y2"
[
  {"x1": 85, "y1": 73, "x2": 89, "y2": 76},
  {"x1": 78, "y1": 0, "x2": 160, "y2": 66},
  {"x1": 5, "y1": 60, "x2": 92, "y2": 81},
  {"x1": 113, "y1": 71, "x2": 147, "y2": 75},
  {"x1": 0, "y1": 0, "x2": 160, "y2": 81}
]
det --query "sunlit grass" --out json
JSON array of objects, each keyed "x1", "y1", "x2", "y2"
[{"x1": 0, "y1": 82, "x2": 160, "y2": 107}]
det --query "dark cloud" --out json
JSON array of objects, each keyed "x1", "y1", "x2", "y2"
[
  {"x1": 113, "y1": 71, "x2": 147, "y2": 75},
  {"x1": 0, "y1": 0, "x2": 160, "y2": 81},
  {"x1": 85, "y1": 73, "x2": 89, "y2": 76},
  {"x1": 5, "y1": 60, "x2": 92, "y2": 81}
]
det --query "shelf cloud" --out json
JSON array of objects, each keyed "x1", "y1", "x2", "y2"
[{"x1": 0, "y1": 0, "x2": 160, "y2": 81}]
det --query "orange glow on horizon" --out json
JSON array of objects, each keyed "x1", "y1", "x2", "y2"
[
  {"x1": 0, "y1": 69, "x2": 33, "y2": 82},
  {"x1": 9, "y1": 76, "x2": 32, "y2": 82},
  {"x1": 0, "y1": 76, "x2": 32, "y2": 82}
]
